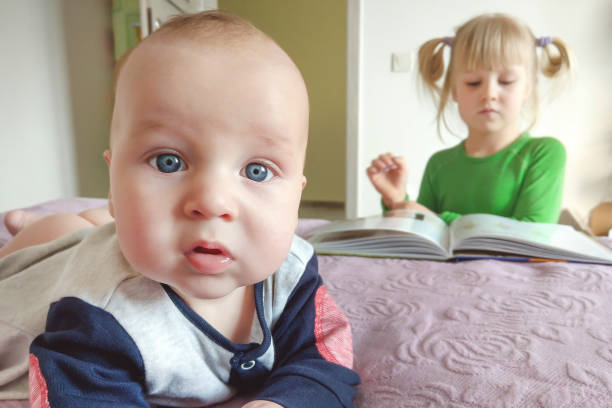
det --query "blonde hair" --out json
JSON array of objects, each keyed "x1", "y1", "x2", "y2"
[{"x1": 418, "y1": 13, "x2": 573, "y2": 136}]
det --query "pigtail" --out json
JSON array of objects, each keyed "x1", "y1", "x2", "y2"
[
  {"x1": 539, "y1": 37, "x2": 573, "y2": 78},
  {"x1": 418, "y1": 38, "x2": 455, "y2": 136},
  {"x1": 418, "y1": 38, "x2": 449, "y2": 96}
]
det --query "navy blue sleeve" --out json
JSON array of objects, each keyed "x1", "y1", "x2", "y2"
[
  {"x1": 29, "y1": 297, "x2": 149, "y2": 408},
  {"x1": 255, "y1": 254, "x2": 360, "y2": 407}
]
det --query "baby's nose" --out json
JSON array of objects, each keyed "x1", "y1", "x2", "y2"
[{"x1": 183, "y1": 175, "x2": 238, "y2": 221}]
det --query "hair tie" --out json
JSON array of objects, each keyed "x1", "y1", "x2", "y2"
[
  {"x1": 442, "y1": 36, "x2": 454, "y2": 46},
  {"x1": 536, "y1": 36, "x2": 552, "y2": 47}
]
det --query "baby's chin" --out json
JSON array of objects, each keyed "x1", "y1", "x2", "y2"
[{"x1": 173, "y1": 284, "x2": 242, "y2": 303}]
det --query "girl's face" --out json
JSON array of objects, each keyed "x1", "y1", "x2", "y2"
[{"x1": 452, "y1": 64, "x2": 531, "y2": 139}]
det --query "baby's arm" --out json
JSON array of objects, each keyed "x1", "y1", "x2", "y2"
[
  {"x1": 252, "y1": 255, "x2": 359, "y2": 408},
  {"x1": 29, "y1": 297, "x2": 149, "y2": 407},
  {"x1": 0, "y1": 208, "x2": 112, "y2": 258}
]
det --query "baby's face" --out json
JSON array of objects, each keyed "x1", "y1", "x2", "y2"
[{"x1": 106, "y1": 38, "x2": 308, "y2": 304}]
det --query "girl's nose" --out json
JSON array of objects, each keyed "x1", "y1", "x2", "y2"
[
  {"x1": 482, "y1": 78, "x2": 498, "y2": 101},
  {"x1": 183, "y1": 175, "x2": 238, "y2": 221}
]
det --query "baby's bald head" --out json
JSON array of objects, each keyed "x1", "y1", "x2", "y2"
[{"x1": 110, "y1": 10, "x2": 309, "y2": 161}]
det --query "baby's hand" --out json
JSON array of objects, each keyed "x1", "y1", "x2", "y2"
[
  {"x1": 366, "y1": 153, "x2": 408, "y2": 208},
  {"x1": 242, "y1": 400, "x2": 284, "y2": 408}
]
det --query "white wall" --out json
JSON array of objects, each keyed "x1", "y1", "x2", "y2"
[
  {"x1": 0, "y1": 1, "x2": 76, "y2": 212},
  {"x1": 0, "y1": 0, "x2": 115, "y2": 212},
  {"x1": 349, "y1": 0, "x2": 612, "y2": 220}
]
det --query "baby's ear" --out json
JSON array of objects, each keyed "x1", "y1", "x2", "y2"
[
  {"x1": 301, "y1": 176, "x2": 307, "y2": 190},
  {"x1": 103, "y1": 150, "x2": 114, "y2": 216},
  {"x1": 107, "y1": 192, "x2": 115, "y2": 217},
  {"x1": 103, "y1": 150, "x2": 112, "y2": 165}
]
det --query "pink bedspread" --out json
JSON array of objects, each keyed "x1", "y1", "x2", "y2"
[{"x1": 3, "y1": 199, "x2": 612, "y2": 407}]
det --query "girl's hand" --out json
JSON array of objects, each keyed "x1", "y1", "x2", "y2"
[
  {"x1": 242, "y1": 400, "x2": 283, "y2": 408},
  {"x1": 366, "y1": 153, "x2": 408, "y2": 208},
  {"x1": 391, "y1": 200, "x2": 437, "y2": 216}
]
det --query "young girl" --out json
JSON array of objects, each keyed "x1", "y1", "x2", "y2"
[{"x1": 367, "y1": 13, "x2": 572, "y2": 224}]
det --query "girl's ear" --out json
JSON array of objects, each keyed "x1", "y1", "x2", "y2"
[
  {"x1": 521, "y1": 67, "x2": 534, "y2": 101},
  {"x1": 523, "y1": 79, "x2": 533, "y2": 101},
  {"x1": 449, "y1": 73, "x2": 458, "y2": 101}
]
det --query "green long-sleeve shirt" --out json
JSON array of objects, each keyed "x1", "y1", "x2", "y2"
[{"x1": 386, "y1": 133, "x2": 566, "y2": 224}]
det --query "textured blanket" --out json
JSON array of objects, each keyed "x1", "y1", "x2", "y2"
[{"x1": 2, "y1": 199, "x2": 612, "y2": 407}]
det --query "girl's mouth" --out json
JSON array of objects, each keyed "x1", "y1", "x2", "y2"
[{"x1": 480, "y1": 108, "x2": 497, "y2": 114}]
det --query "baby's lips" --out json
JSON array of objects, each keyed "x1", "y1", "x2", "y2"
[
  {"x1": 188, "y1": 240, "x2": 232, "y2": 258},
  {"x1": 185, "y1": 241, "x2": 234, "y2": 275}
]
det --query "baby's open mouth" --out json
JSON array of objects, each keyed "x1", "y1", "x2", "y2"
[
  {"x1": 186, "y1": 242, "x2": 233, "y2": 274},
  {"x1": 194, "y1": 246, "x2": 223, "y2": 255}
]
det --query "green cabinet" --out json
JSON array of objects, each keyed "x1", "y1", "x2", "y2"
[{"x1": 111, "y1": 0, "x2": 141, "y2": 61}]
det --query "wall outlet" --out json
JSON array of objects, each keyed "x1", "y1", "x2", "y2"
[{"x1": 391, "y1": 52, "x2": 414, "y2": 72}]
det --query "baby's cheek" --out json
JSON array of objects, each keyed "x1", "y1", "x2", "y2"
[
  {"x1": 117, "y1": 228, "x2": 153, "y2": 270},
  {"x1": 116, "y1": 215, "x2": 166, "y2": 271},
  {"x1": 245, "y1": 216, "x2": 293, "y2": 272},
  {"x1": 267, "y1": 225, "x2": 297, "y2": 265}
]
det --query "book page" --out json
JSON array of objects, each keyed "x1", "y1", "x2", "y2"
[
  {"x1": 449, "y1": 213, "x2": 612, "y2": 262},
  {"x1": 309, "y1": 210, "x2": 447, "y2": 245},
  {"x1": 307, "y1": 210, "x2": 451, "y2": 258}
]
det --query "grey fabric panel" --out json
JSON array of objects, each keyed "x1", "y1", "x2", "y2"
[
  {"x1": 0, "y1": 223, "x2": 136, "y2": 399},
  {"x1": 264, "y1": 235, "x2": 314, "y2": 330},
  {"x1": 0, "y1": 226, "x2": 314, "y2": 404},
  {"x1": 108, "y1": 235, "x2": 314, "y2": 407},
  {"x1": 108, "y1": 277, "x2": 238, "y2": 407},
  {"x1": 0, "y1": 326, "x2": 29, "y2": 399}
]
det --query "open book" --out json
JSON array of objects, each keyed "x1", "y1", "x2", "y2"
[{"x1": 307, "y1": 210, "x2": 612, "y2": 264}]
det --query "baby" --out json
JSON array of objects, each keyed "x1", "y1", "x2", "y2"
[{"x1": 0, "y1": 10, "x2": 358, "y2": 408}]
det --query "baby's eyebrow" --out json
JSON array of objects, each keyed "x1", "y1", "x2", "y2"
[
  {"x1": 133, "y1": 121, "x2": 166, "y2": 135},
  {"x1": 260, "y1": 132, "x2": 287, "y2": 146},
  {"x1": 256, "y1": 131, "x2": 303, "y2": 158},
  {"x1": 259, "y1": 134, "x2": 293, "y2": 153},
  {"x1": 252, "y1": 122, "x2": 297, "y2": 145}
]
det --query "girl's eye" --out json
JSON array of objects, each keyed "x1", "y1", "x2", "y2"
[
  {"x1": 244, "y1": 162, "x2": 273, "y2": 182},
  {"x1": 150, "y1": 153, "x2": 184, "y2": 173},
  {"x1": 466, "y1": 81, "x2": 480, "y2": 87},
  {"x1": 499, "y1": 80, "x2": 515, "y2": 85}
]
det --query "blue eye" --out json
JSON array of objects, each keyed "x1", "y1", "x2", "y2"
[
  {"x1": 244, "y1": 163, "x2": 273, "y2": 182},
  {"x1": 152, "y1": 153, "x2": 184, "y2": 173}
]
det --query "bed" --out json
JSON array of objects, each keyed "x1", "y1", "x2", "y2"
[{"x1": 2, "y1": 198, "x2": 612, "y2": 407}]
